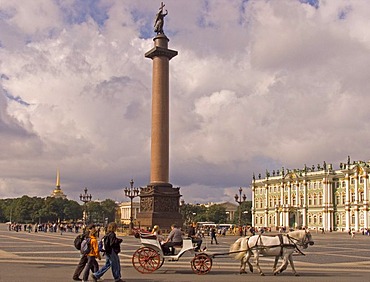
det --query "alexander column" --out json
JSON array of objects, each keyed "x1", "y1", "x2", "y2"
[{"x1": 137, "y1": 2, "x2": 183, "y2": 230}]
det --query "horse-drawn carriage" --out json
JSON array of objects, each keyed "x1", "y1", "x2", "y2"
[
  {"x1": 132, "y1": 233, "x2": 213, "y2": 275},
  {"x1": 132, "y1": 229, "x2": 314, "y2": 276}
]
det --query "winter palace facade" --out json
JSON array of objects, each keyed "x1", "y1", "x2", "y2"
[{"x1": 251, "y1": 158, "x2": 369, "y2": 232}]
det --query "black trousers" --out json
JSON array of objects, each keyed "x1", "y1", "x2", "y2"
[
  {"x1": 162, "y1": 242, "x2": 182, "y2": 255},
  {"x1": 192, "y1": 238, "x2": 202, "y2": 250},
  {"x1": 72, "y1": 254, "x2": 92, "y2": 279}
]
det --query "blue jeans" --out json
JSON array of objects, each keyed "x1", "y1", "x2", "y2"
[{"x1": 94, "y1": 252, "x2": 121, "y2": 281}]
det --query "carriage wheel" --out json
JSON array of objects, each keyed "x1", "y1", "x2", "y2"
[
  {"x1": 191, "y1": 253, "x2": 213, "y2": 275},
  {"x1": 132, "y1": 247, "x2": 162, "y2": 273}
]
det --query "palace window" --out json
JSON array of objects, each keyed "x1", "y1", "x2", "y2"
[
  {"x1": 318, "y1": 193, "x2": 323, "y2": 205},
  {"x1": 342, "y1": 181, "x2": 346, "y2": 188},
  {"x1": 351, "y1": 192, "x2": 355, "y2": 203},
  {"x1": 359, "y1": 191, "x2": 364, "y2": 202},
  {"x1": 335, "y1": 194, "x2": 340, "y2": 205}
]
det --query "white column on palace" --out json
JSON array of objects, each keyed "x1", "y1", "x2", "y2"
[
  {"x1": 345, "y1": 174, "x2": 351, "y2": 231},
  {"x1": 363, "y1": 173, "x2": 368, "y2": 229},
  {"x1": 354, "y1": 172, "x2": 359, "y2": 231}
]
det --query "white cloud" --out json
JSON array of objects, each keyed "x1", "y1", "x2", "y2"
[{"x1": 1, "y1": 0, "x2": 370, "y2": 204}]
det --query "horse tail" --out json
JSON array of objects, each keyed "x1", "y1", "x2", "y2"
[{"x1": 230, "y1": 237, "x2": 249, "y2": 261}]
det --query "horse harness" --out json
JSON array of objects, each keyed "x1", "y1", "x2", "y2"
[{"x1": 251, "y1": 233, "x2": 306, "y2": 257}]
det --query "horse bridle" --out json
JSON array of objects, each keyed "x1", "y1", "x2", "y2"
[{"x1": 287, "y1": 230, "x2": 313, "y2": 249}]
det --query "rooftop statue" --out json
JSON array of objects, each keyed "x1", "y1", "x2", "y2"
[{"x1": 154, "y1": 2, "x2": 168, "y2": 34}]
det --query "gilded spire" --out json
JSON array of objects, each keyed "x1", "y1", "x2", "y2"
[
  {"x1": 56, "y1": 168, "x2": 61, "y2": 189},
  {"x1": 51, "y1": 168, "x2": 67, "y2": 199}
]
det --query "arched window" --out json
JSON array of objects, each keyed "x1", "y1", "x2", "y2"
[
  {"x1": 360, "y1": 213, "x2": 364, "y2": 225},
  {"x1": 359, "y1": 191, "x2": 364, "y2": 202},
  {"x1": 335, "y1": 193, "x2": 340, "y2": 205},
  {"x1": 318, "y1": 193, "x2": 323, "y2": 205}
]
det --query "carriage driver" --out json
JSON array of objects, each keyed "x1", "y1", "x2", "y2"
[{"x1": 162, "y1": 224, "x2": 183, "y2": 255}]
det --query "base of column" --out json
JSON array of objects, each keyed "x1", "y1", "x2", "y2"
[{"x1": 136, "y1": 183, "x2": 183, "y2": 231}]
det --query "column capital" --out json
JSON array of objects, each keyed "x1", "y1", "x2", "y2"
[{"x1": 145, "y1": 46, "x2": 178, "y2": 60}]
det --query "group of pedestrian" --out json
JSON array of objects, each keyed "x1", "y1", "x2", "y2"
[{"x1": 72, "y1": 222, "x2": 124, "y2": 282}]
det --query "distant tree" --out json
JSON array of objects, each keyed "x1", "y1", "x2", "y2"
[
  {"x1": 15, "y1": 195, "x2": 36, "y2": 223},
  {"x1": 179, "y1": 203, "x2": 208, "y2": 225},
  {"x1": 207, "y1": 204, "x2": 227, "y2": 224},
  {"x1": 87, "y1": 201, "x2": 103, "y2": 223},
  {"x1": 233, "y1": 201, "x2": 252, "y2": 225},
  {"x1": 63, "y1": 200, "x2": 82, "y2": 222},
  {"x1": 100, "y1": 199, "x2": 118, "y2": 223},
  {"x1": 0, "y1": 198, "x2": 17, "y2": 222}
]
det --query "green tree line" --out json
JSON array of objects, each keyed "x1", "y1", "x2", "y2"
[
  {"x1": 180, "y1": 201, "x2": 252, "y2": 226},
  {"x1": 0, "y1": 195, "x2": 117, "y2": 224}
]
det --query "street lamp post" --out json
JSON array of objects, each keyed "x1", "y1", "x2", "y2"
[
  {"x1": 124, "y1": 179, "x2": 140, "y2": 234},
  {"x1": 80, "y1": 187, "x2": 92, "y2": 225},
  {"x1": 235, "y1": 187, "x2": 247, "y2": 226}
]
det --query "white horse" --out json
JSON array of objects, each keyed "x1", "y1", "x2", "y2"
[{"x1": 230, "y1": 230, "x2": 314, "y2": 276}]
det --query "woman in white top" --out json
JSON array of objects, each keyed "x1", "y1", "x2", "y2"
[{"x1": 152, "y1": 225, "x2": 164, "y2": 242}]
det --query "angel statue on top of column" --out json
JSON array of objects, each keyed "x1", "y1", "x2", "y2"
[{"x1": 154, "y1": 2, "x2": 168, "y2": 34}]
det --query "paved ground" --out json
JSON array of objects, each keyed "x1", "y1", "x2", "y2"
[{"x1": 0, "y1": 224, "x2": 370, "y2": 282}]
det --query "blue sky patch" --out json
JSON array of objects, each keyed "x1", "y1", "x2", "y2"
[
  {"x1": 3, "y1": 88, "x2": 30, "y2": 106},
  {"x1": 300, "y1": 0, "x2": 319, "y2": 9},
  {"x1": 56, "y1": 0, "x2": 110, "y2": 27}
]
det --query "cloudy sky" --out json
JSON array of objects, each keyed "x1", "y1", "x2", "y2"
[{"x1": 1, "y1": 0, "x2": 370, "y2": 204}]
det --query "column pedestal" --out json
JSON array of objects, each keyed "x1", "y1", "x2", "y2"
[{"x1": 137, "y1": 183, "x2": 182, "y2": 231}]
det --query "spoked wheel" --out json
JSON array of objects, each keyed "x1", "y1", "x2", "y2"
[
  {"x1": 132, "y1": 247, "x2": 163, "y2": 273},
  {"x1": 191, "y1": 253, "x2": 213, "y2": 275}
]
